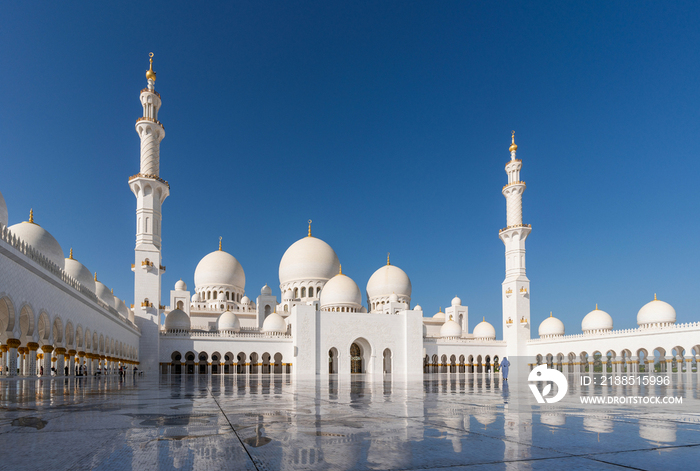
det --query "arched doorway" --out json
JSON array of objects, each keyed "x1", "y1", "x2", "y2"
[
  {"x1": 329, "y1": 348, "x2": 338, "y2": 374},
  {"x1": 185, "y1": 352, "x2": 195, "y2": 374},
  {"x1": 350, "y1": 343, "x2": 362, "y2": 373},
  {"x1": 171, "y1": 351, "x2": 182, "y2": 374},
  {"x1": 383, "y1": 348, "x2": 392, "y2": 374}
]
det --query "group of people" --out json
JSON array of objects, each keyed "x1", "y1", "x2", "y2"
[{"x1": 35, "y1": 363, "x2": 138, "y2": 377}]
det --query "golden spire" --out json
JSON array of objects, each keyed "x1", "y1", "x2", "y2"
[
  {"x1": 387, "y1": 252, "x2": 390, "y2": 266},
  {"x1": 308, "y1": 219, "x2": 312, "y2": 237},
  {"x1": 483, "y1": 316, "x2": 485, "y2": 322},
  {"x1": 146, "y1": 53, "x2": 156, "y2": 82},
  {"x1": 509, "y1": 130, "x2": 518, "y2": 153},
  {"x1": 449, "y1": 315, "x2": 453, "y2": 321},
  {"x1": 219, "y1": 236, "x2": 222, "y2": 251},
  {"x1": 28, "y1": 208, "x2": 34, "y2": 224},
  {"x1": 94, "y1": 272, "x2": 97, "y2": 282},
  {"x1": 654, "y1": 293, "x2": 657, "y2": 301},
  {"x1": 69, "y1": 248, "x2": 73, "y2": 260},
  {"x1": 595, "y1": 303, "x2": 598, "y2": 310},
  {"x1": 111, "y1": 288, "x2": 114, "y2": 294},
  {"x1": 439, "y1": 306, "x2": 442, "y2": 313},
  {"x1": 339, "y1": 264, "x2": 342, "y2": 275},
  {"x1": 550, "y1": 311, "x2": 553, "y2": 317}
]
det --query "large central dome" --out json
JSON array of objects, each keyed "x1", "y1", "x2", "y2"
[
  {"x1": 194, "y1": 249, "x2": 245, "y2": 290},
  {"x1": 279, "y1": 236, "x2": 340, "y2": 286}
]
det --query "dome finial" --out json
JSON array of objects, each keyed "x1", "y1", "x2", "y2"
[
  {"x1": 550, "y1": 311, "x2": 553, "y2": 317},
  {"x1": 387, "y1": 252, "x2": 390, "y2": 265},
  {"x1": 439, "y1": 306, "x2": 442, "y2": 313},
  {"x1": 219, "y1": 236, "x2": 222, "y2": 251},
  {"x1": 69, "y1": 248, "x2": 73, "y2": 260},
  {"x1": 449, "y1": 315, "x2": 453, "y2": 321},
  {"x1": 654, "y1": 293, "x2": 657, "y2": 301},
  {"x1": 308, "y1": 219, "x2": 312, "y2": 237},
  {"x1": 339, "y1": 264, "x2": 342, "y2": 275},
  {"x1": 483, "y1": 316, "x2": 485, "y2": 322},
  {"x1": 29, "y1": 208, "x2": 34, "y2": 224},
  {"x1": 509, "y1": 130, "x2": 518, "y2": 154},
  {"x1": 595, "y1": 303, "x2": 598, "y2": 310},
  {"x1": 94, "y1": 272, "x2": 97, "y2": 282},
  {"x1": 146, "y1": 52, "x2": 156, "y2": 82}
]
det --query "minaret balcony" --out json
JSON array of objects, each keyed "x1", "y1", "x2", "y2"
[
  {"x1": 136, "y1": 116, "x2": 165, "y2": 130},
  {"x1": 128, "y1": 173, "x2": 170, "y2": 189},
  {"x1": 502, "y1": 181, "x2": 526, "y2": 191},
  {"x1": 140, "y1": 88, "x2": 161, "y2": 98},
  {"x1": 499, "y1": 223, "x2": 531, "y2": 233}
]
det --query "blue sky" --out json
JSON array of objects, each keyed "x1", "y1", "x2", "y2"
[{"x1": 1, "y1": 2, "x2": 698, "y2": 337}]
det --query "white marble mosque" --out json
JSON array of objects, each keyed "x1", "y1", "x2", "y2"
[{"x1": 0, "y1": 55, "x2": 699, "y2": 385}]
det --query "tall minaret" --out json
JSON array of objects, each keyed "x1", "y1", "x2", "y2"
[
  {"x1": 129, "y1": 53, "x2": 169, "y2": 374},
  {"x1": 499, "y1": 132, "x2": 531, "y2": 368}
]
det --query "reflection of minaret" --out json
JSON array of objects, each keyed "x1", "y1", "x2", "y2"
[
  {"x1": 130, "y1": 53, "x2": 169, "y2": 374},
  {"x1": 500, "y1": 132, "x2": 531, "y2": 376}
]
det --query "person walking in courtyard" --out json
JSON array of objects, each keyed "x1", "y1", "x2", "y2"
[{"x1": 501, "y1": 357, "x2": 510, "y2": 381}]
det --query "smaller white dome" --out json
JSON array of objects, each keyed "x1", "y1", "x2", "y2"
[
  {"x1": 283, "y1": 289, "x2": 293, "y2": 300},
  {"x1": 433, "y1": 309, "x2": 445, "y2": 320},
  {"x1": 414, "y1": 305, "x2": 422, "y2": 311},
  {"x1": 261, "y1": 284, "x2": 272, "y2": 295},
  {"x1": 451, "y1": 296, "x2": 462, "y2": 306},
  {"x1": 164, "y1": 309, "x2": 190, "y2": 331},
  {"x1": 241, "y1": 295, "x2": 251, "y2": 305},
  {"x1": 8, "y1": 214, "x2": 65, "y2": 269},
  {"x1": 582, "y1": 306, "x2": 613, "y2": 333},
  {"x1": 175, "y1": 279, "x2": 187, "y2": 291},
  {"x1": 217, "y1": 310, "x2": 241, "y2": 332},
  {"x1": 440, "y1": 316, "x2": 462, "y2": 338},
  {"x1": 116, "y1": 298, "x2": 129, "y2": 318},
  {"x1": 95, "y1": 280, "x2": 114, "y2": 308},
  {"x1": 389, "y1": 293, "x2": 399, "y2": 303},
  {"x1": 473, "y1": 319, "x2": 496, "y2": 340},
  {"x1": 64, "y1": 253, "x2": 95, "y2": 292},
  {"x1": 262, "y1": 312, "x2": 286, "y2": 333},
  {"x1": 637, "y1": 295, "x2": 676, "y2": 326},
  {"x1": 539, "y1": 313, "x2": 565, "y2": 337},
  {"x1": 320, "y1": 273, "x2": 362, "y2": 310},
  {"x1": 191, "y1": 292, "x2": 200, "y2": 302}
]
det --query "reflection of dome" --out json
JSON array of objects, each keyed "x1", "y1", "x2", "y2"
[
  {"x1": 637, "y1": 295, "x2": 676, "y2": 326},
  {"x1": 261, "y1": 284, "x2": 272, "y2": 295},
  {"x1": 320, "y1": 273, "x2": 362, "y2": 311},
  {"x1": 540, "y1": 413, "x2": 566, "y2": 427},
  {"x1": 639, "y1": 420, "x2": 676, "y2": 444},
  {"x1": 583, "y1": 415, "x2": 613, "y2": 434},
  {"x1": 475, "y1": 410, "x2": 497, "y2": 426},
  {"x1": 366, "y1": 263, "x2": 412, "y2": 305},
  {"x1": 582, "y1": 306, "x2": 613, "y2": 333},
  {"x1": 539, "y1": 313, "x2": 565, "y2": 338},
  {"x1": 262, "y1": 312, "x2": 286, "y2": 333},
  {"x1": 194, "y1": 249, "x2": 245, "y2": 290},
  {"x1": 473, "y1": 318, "x2": 496, "y2": 340},
  {"x1": 279, "y1": 236, "x2": 340, "y2": 285},
  {"x1": 64, "y1": 251, "x2": 95, "y2": 292},
  {"x1": 0, "y1": 190, "x2": 7, "y2": 227},
  {"x1": 440, "y1": 316, "x2": 462, "y2": 338},
  {"x1": 164, "y1": 309, "x2": 190, "y2": 331},
  {"x1": 8, "y1": 211, "x2": 65, "y2": 269},
  {"x1": 217, "y1": 311, "x2": 241, "y2": 332},
  {"x1": 175, "y1": 279, "x2": 187, "y2": 291}
]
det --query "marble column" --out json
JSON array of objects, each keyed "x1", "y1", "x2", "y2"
[
  {"x1": 6, "y1": 339, "x2": 20, "y2": 376},
  {"x1": 17, "y1": 347, "x2": 26, "y2": 375},
  {"x1": 41, "y1": 345, "x2": 53, "y2": 376},
  {"x1": 27, "y1": 342, "x2": 38, "y2": 376},
  {"x1": 77, "y1": 351, "x2": 85, "y2": 375},
  {"x1": 55, "y1": 348, "x2": 66, "y2": 376},
  {"x1": 68, "y1": 350, "x2": 76, "y2": 375}
]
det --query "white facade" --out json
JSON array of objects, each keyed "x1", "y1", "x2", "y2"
[{"x1": 1, "y1": 57, "x2": 699, "y2": 381}]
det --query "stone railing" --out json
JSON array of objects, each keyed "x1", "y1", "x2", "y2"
[
  {"x1": 160, "y1": 330, "x2": 291, "y2": 339},
  {"x1": 527, "y1": 321, "x2": 700, "y2": 344},
  {"x1": 0, "y1": 224, "x2": 137, "y2": 329},
  {"x1": 423, "y1": 337, "x2": 507, "y2": 345},
  {"x1": 187, "y1": 304, "x2": 257, "y2": 313}
]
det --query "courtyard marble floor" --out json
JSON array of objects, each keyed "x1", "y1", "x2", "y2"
[{"x1": 0, "y1": 374, "x2": 699, "y2": 470}]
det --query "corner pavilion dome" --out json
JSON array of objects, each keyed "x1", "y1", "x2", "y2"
[
  {"x1": 194, "y1": 248, "x2": 245, "y2": 291},
  {"x1": 581, "y1": 305, "x2": 613, "y2": 333},
  {"x1": 8, "y1": 210, "x2": 65, "y2": 269},
  {"x1": 366, "y1": 261, "x2": 412, "y2": 306},
  {"x1": 473, "y1": 318, "x2": 496, "y2": 340},
  {"x1": 217, "y1": 310, "x2": 241, "y2": 332},
  {"x1": 164, "y1": 309, "x2": 190, "y2": 331},
  {"x1": 64, "y1": 249, "x2": 96, "y2": 292},
  {"x1": 440, "y1": 316, "x2": 462, "y2": 338},
  {"x1": 279, "y1": 233, "x2": 340, "y2": 286},
  {"x1": 637, "y1": 294, "x2": 676, "y2": 326},
  {"x1": 262, "y1": 312, "x2": 287, "y2": 334},
  {"x1": 320, "y1": 271, "x2": 363, "y2": 312},
  {"x1": 538, "y1": 313, "x2": 565, "y2": 338}
]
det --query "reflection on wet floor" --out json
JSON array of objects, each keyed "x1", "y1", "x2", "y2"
[{"x1": 0, "y1": 374, "x2": 698, "y2": 470}]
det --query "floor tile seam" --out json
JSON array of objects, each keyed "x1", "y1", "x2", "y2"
[
  {"x1": 391, "y1": 453, "x2": 640, "y2": 471},
  {"x1": 206, "y1": 384, "x2": 261, "y2": 471}
]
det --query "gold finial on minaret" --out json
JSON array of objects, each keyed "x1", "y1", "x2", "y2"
[
  {"x1": 387, "y1": 252, "x2": 390, "y2": 265},
  {"x1": 111, "y1": 288, "x2": 114, "y2": 294},
  {"x1": 308, "y1": 219, "x2": 312, "y2": 237},
  {"x1": 146, "y1": 52, "x2": 156, "y2": 82},
  {"x1": 509, "y1": 130, "x2": 518, "y2": 153},
  {"x1": 219, "y1": 236, "x2": 222, "y2": 251},
  {"x1": 94, "y1": 272, "x2": 97, "y2": 281},
  {"x1": 654, "y1": 293, "x2": 657, "y2": 301},
  {"x1": 28, "y1": 208, "x2": 34, "y2": 224},
  {"x1": 69, "y1": 248, "x2": 73, "y2": 260},
  {"x1": 339, "y1": 264, "x2": 342, "y2": 275},
  {"x1": 439, "y1": 306, "x2": 442, "y2": 313}
]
